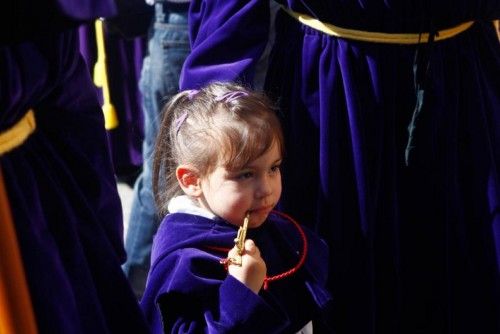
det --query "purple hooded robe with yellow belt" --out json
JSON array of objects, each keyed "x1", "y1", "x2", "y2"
[
  {"x1": 179, "y1": 1, "x2": 500, "y2": 333},
  {"x1": 0, "y1": 1, "x2": 149, "y2": 333}
]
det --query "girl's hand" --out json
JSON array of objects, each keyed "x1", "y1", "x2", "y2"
[{"x1": 227, "y1": 239, "x2": 266, "y2": 294}]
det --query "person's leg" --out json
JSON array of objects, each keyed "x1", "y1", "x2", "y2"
[{"x1": 123, "y1": 2, "x2": 190, "y2": 299}]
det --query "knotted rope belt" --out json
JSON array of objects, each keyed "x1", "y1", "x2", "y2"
[
  {"x1": 0, "y1": 109, "x2": 36, "y2": 156},
  {"x1": 282, "y1": 7, "x2": 474, "y2": 44}
]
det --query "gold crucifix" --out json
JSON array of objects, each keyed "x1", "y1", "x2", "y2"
[{"x1": 231, "y1": 212, "x2": 250, "y2": 266}]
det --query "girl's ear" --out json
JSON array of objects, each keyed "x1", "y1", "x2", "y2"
[{"x1": 176, "y1": 165, "x2": 202, "y2": 197}]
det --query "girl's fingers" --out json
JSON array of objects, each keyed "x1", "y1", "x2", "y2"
[
  {"x1": 227, "y1": 239, "x2": 258, "y2": 257},
  {"x1": 244, "y1": 239, "x2": 258, "y2": 255},
  {"x1": 227, "y1": 246, "x2": 238, "y2": 258}
]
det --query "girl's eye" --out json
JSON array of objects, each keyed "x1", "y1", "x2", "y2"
[
  {"x1": 237, "y1": 171, "x2": 253, "y2": 180},
  {"x1": 270, "y1": 164, "x2": 281, "y2": 174}
]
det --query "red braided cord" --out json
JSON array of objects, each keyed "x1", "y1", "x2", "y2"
[
  {"x1": 262, "y1": 211, "x2": 308, "y2": 290},
  {"x1": 208, "y1": 211, "x2": 308, "y2": 290}
]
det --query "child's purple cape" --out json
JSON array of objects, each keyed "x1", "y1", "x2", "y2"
[{"x1": 141, "y1": 212, "x2": 332, "y2": 333}]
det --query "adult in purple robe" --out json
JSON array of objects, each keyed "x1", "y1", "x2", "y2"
[
  {"x1": 141, "y1": 211, "x2": 332, "y2": 333},
  {"x1": 179, "y1": 1, "x2": 500, "y2": 333},
  {"x1": 0, "y1": 1, "x2": 149, "y2": 333}
]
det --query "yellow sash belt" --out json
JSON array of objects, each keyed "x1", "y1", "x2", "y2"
[
  {"x1": 282, "y1": 7, "x2": 474, "y2": 44},
  {"x1": 0, "y1": 109, "x2": 36, "y2": 155}
]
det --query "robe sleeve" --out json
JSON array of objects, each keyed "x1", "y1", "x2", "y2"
[
  {"x1": 179, "y1": 0, "x2": 270, "y2": 89},
  {"x1": 142, "y1": 248, "x2": 288, "y2": 333}
]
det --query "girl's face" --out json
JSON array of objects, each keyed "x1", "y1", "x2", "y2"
[{"x1": 197, "y1": 141, "x2": 282, "y2": 228}]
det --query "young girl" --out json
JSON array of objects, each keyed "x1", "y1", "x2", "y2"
[{"x1": 141, "y1": 82, "x2": 332, "y2": 333}]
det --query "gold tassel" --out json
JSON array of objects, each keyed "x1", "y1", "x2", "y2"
[{"x1": 94, "y1": 19, "x2": 119, "y2": 130}]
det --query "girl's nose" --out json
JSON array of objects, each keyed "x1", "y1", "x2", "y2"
[{"x1": 256, "y1": 177, "x2": 273, "y2": 198}]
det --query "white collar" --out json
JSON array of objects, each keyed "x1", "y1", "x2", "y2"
[{"x1": 167, "y1": 195, "x2": 217, "y2": 220}]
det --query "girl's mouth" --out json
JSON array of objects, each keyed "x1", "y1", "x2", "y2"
[{"x1": 250, "y1": 205, "x2": 273, "y2": 215}]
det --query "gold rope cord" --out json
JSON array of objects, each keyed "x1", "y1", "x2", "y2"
[
  {"x1": 282, "y1": 7, "x2": 474, "y2": 44},
  {"x1": 0, "y1": 110, "x2": 36, "y2": 156}
]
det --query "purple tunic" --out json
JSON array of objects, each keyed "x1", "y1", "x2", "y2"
[
  {"x1": 141, "y1": 212, "x2": 332, "y2": 333},
  {"x1": 0, "y1": 1, "x2": 149, "y2": 333},
  {"x1": 180, "y1": 1, "x2": 500, "y2": 333}
]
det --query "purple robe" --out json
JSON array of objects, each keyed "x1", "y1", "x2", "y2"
[
  {"x1": 78, "y1": 24, "x2": 145, "y2": 177},
  {"x1": 141, "y1": 212, "x2": 332, "y2": 333},
  {"x1": 0, "y1": 1, "x2": 149, "y2": 332},
  {"x1": 180, "y1": 1, "x2": 500, "y2": 333}
]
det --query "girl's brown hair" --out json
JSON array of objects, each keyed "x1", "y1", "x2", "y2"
[{"x1": 152, "y1": 82, "x2": 284, "y2": 215}]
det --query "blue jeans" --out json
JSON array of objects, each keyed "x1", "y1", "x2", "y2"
[{"x1": 123, "y1": 2, "x2": 190, "y2": 299}]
